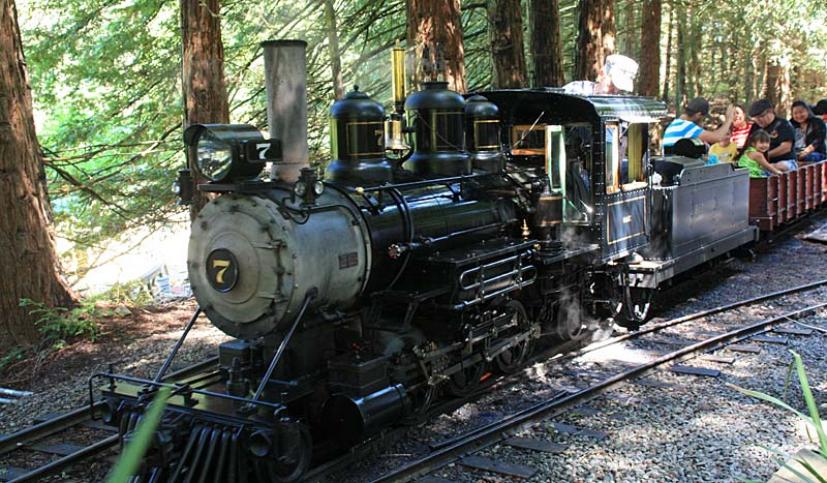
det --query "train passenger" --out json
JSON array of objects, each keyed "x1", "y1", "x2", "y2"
[
  {"x1": 737, "y1": 130, "x2": 783, "y2": 177},
  {"x1": 662, "y1": 97, "x2": 734, "y2": 149},
  {"x1": 563, "y1": 54, "x2": 639, "y2": 95},
  {"x1": 790, "y1": 100, "x2": 826, "y2": 163},
  {"x1": 730, "y1": 105, "x2": 751, "y2": 148},
  {"x1": 709, "y1": 133, "x2": 739, "y2": 163},
  {"x1": 747, "y1": 99, "x2": 796, "y2": 171},
  {"x1": 814, "y1": 100, "x2": 827, "y2": 122}
]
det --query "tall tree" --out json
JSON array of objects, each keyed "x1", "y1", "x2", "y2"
[
  {"x1": 407, "y1": 0, "x2": 467, "y2": 92},
  {"x1": 0, "y1": 0, "x2": 75, "y2": 345},
  {"x1": 180, "y1": 0, "x2": 230, "y2": 219},
  {"x1": 674, "y1": 1, "x2": 686, "y2": 109},
  {"x1": 601, "y1": 0, "x2": 616, "y2": 59},
  {"x1": 530, "y1": 0, "x2": 565, "y2": 87},
  {"x1": 662, "y1": 1, "x2": 674, "y2": 101},
  {"x1": 323, "y1": 0, "x2": 345, "y2": 100},
  {"x1": 766, "y1": 56, "x2": 792, "y2": 117},
  {"x1": 575, "y1": 0, "x2": 603, "y2": 81},
  {"x1": 638, "y1": 0, "x2": 661, "y2": 96},
  {"x1": 488, "y1": 0, "x2": 527, "y2": 88}
]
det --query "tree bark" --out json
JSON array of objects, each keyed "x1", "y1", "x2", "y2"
[
  {"x1": 488, "y1": 0, "x2": 527, "y2": 88},
  {"x1": 575, "y1": 0, "x2": 603, "y2": 81},
  {"x1": 674, "y1": 1, "x2": 686, "y2": 109},
  {"x1": 687, "y1": 11, "x2": 702, "y2": 98},
  {"x1": 324, "y1": 0, "x2": 345, "y2": 100},
  {"x1": 407, "y1": 0, "x2": 466, "y2": 92},
  {"x1": 0, "y1": 0, "x2": 75, "y2": 345},
  {"x1": 638, "y1": 0, "x2": 661, "y2": 97},
  {"x1": 530, "y1": 0, "x2": 565, "y2": 87},
  {"x1": 180, "y1": 0, "x2": 230, "y2": 219},
  {"x1": 601, "y1": 0, "x2": 616, "y2": 59},
  {"x1": 662, "y1": 1, "x2": 673, "y2": 101},
  {"x1": 766, "y1": 57, "x2": 791, "y2": 118}
]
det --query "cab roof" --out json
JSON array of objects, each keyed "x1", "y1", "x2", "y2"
[{"x1": 476, "y1": 88, "x2": 668, "y2": 124}]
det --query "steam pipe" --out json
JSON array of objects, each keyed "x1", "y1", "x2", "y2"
[{"x1": 261, "y1": 40, "x2": 309, "y2": 183}]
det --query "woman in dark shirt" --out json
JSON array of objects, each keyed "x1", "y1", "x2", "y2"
[{"x1": 790, "y1": 100, "x2": 826, "y2": 163}]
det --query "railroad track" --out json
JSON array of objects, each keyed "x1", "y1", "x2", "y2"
[
  {"x1": 364, "y1": 302, "x2": 827, "y2": 482},
  {"x1": 0, "y1": 357, "x2": 218, "y2": 483},
  {"x1": 304, "y1": 279, "x2": 827, "y2": 483}
]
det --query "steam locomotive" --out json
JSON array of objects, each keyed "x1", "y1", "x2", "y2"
[{"x1": 93, "y1": 40, "x2": 759, "y2": 482}]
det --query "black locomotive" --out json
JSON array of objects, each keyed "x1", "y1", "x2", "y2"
[{"x1": 93, "y1": 40, "x2": 758, "y2": 482}]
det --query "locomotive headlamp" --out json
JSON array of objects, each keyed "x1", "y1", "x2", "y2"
[{"x1": 183, "y1": 123, "x2": 282, "y2": 183}]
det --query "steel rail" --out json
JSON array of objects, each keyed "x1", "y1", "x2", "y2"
[
  {"x1": 7, "y1": 435, "x2": 119, "y2": 483},
  {"x1": 369, "y1": 302, "x2": 827, "y2": 483},
  {"x1": 0, "y1": 356, "x2": 218, "y2": 481},
  {"x1": 582, "y1": 277, "x2": 827, "y2": 356}
]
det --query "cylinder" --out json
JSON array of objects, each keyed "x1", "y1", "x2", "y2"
[
  {"x1": 321, "y1": 384, "x2": 408, "y2": 446},
  {"x1": 261, "y1": 40, "x2": 309, "y2": 183}
]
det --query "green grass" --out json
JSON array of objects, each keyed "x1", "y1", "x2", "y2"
[{"x1": 106, "y1": 387, "x2": 171, "y2": 483}]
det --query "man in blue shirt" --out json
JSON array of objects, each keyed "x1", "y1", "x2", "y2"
[{"x1": 663, "y1": 97, "x2": 734, "y2": 149}]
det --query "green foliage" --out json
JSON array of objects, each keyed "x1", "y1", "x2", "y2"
[
  {"x1": 0, "y1": 347, "x2": 28, "y2": 372},
  {"x1": 19, "y1": 298, "x2": 102, "y2": 347},
  {"x1": 106, "y1": 387, "x2": 171, "y2": 483},
  {"x1": 729, "y1": 350, "x2": 827, "y2": 483},
  {"x1": 15, "y1": 0, "x2": 827, "y2": 256}
]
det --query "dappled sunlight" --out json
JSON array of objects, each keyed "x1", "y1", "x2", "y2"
[{"x1": 575, "y1": 342, "x2": 657, "y2": 365}]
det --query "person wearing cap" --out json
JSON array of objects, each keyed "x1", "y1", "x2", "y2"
[
  {"x1": 563, "y1": 54, "x2": 639, "y2": 95},
  {"x1": 662, "y1": 97, "x2": 734, "y2": 148},
  {"x1": 747, "y1": 99, "x2": 796, "y2": 171}
]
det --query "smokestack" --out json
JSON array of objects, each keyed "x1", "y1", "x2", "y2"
[{"x1": 261, "y1": 40, "x2": 309, "y2": 182}]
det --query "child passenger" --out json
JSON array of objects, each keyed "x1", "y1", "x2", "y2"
[
  {"x1": 737, "y1": 130, "x2": 783, "y2": 177},
  {"x1": 709, "y1": 133, "x2": 739, "y2": 163}
]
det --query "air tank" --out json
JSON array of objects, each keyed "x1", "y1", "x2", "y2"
[
  {"x1": 326, "y1": 87, "x2": 393, "y2": 186},
  {"x1": 464, "y1": 95, "x2": 504, "y2": 172},
  {"x1": 402, "y1": 81, "x2": 470, "y2": 177}
]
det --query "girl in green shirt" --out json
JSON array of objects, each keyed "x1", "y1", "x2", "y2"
[{"x1": 737, "y1": 130, "x2": 783, "y2": 177}]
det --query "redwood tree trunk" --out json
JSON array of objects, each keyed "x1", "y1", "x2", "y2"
[
  {"x1": 638, "y1": 0, "x2": 661, "y2": 97},
  {"x1": 0, "y1": 0, "x2": 75, "y2": 345},
  {"x1": 324, "y1": 0, "x2": 345, "y2": 100},
  {"x1": 407, "y1": 0, "x2": 466, "y2": 92},
  {"x1": 674, "y1": 2, "x2": 686, "y2": 109},
  {"x1": 181, "y1": 0, "x2": 230, "y2": 219},
  {"x1": 488, "y1": 0, "x2": 527, "y2": 88},
  {"x1": 575, "y1": 0, "x2": 603, "y2": 81},
  {"x1": 601, "y1": 0, "x2": 616, "y2": 59},
  {"x1": 530, "y1": 0, "x2": 565, "y2": 87},
  {"x1": 662, "y1": 2, "x2": 673, "y2": 101},
  {"x1": 766, "y1": 58, "x2": 791, "y2": 117}
]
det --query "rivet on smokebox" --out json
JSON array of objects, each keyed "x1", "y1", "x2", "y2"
[{"x1": 200, "y1": 221, "x2": 208, "y2": 230}]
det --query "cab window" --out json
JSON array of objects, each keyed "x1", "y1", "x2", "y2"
[
  {"x1": 512, "y1": 124, "x2": 546, "y2": 155},
  {"x1": 621, "y1": 123, "x2": 647, "y2": 187},
  {"x1": 605, "y1": 124, "x2": 620, "y2": 194}
]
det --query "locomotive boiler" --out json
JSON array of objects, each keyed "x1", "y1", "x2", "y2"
[{"x1": 93, "y1": 39, "x2": 759, "y2": 482}]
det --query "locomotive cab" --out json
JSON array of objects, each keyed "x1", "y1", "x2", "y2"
[{"x1": 480, "y1": 90, "x2": 666, "y2": 263}]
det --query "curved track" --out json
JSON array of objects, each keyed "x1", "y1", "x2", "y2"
[
  {"x1": 0, "y1": 358, "x2": 218, "y2": 483},
  {"x1": 367, "y1": 300, "x2": 827, "y2": 482}
]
